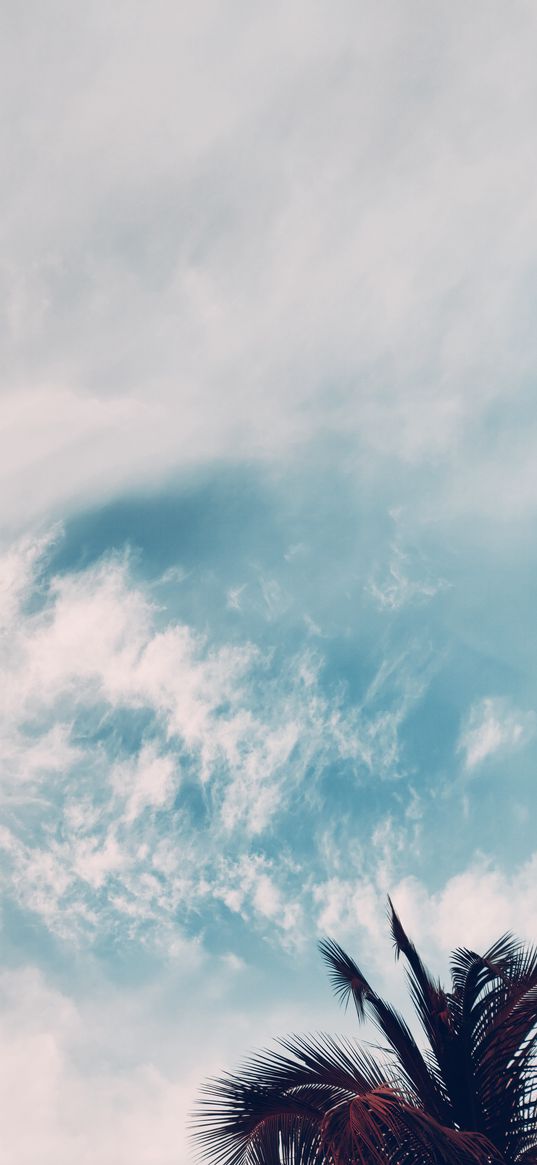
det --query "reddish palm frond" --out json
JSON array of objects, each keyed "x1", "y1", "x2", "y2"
[
  {"x1": 476, "y1": 986, "x2": 537, "y2": 1159},
  {"x1": 193, "y1": 907, "x2": 537, "y2": 1165},
  {"x1": 323, "y1": 1089, "x2": 502, "y2": 1165},
  {"x1": 192, "y1": 1036, "x2": 390, "y2": 1165},
  {"x1": 319, "y1": 936, "x2": 451, "y2": 1124}
]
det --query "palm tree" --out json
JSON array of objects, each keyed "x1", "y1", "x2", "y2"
[{"x1": 193, "y1": 900, "x2": 537, "y2": 1165}]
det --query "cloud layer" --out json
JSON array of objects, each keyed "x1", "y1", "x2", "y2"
[
  {"x1": 1, "y1": 530, "x2": 433, "y2": 953},
  {"x1": 3, "y1": 2, "x2": 537, "y2": 530}
]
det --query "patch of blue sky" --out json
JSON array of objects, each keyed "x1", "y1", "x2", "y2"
[
  {"x1": 42, "y1": 471, "x2": 537, "y2": 751},
  {"x1": 2, "y1": 447, "x2": 528, "y2": 987}
]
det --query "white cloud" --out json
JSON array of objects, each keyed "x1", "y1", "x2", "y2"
[
  {"x1": 213, "y1": 853, "x2": 305, "y2": 945},
  {"x1": 391, "y1": 853, "x2": 537, "y2": 960},
  {"x1": 0, "y1": 958, "x2": 348, "y2": 1165},
  {"x1": 2, "y1": 3, "x2": 537, "y2": 530},
  {"x1": 0, "y1": 526, "x2": 59, "y2": 628},
  {"x1": 458, "y1": 696, "x2": 536, "y2": 771},
  {"x1": 310, "y1": 851, "x2": 537, "y2": 1003},
  {"x1": 0, "y1": 966, "x2": 222, "y2": 1165},
  {"x1": 313, "y1": 876, "x2": 382, "y2": 946},
  {"x1": 0, "y1": 723, "x2": 81, "y2": 792},
  {"x1": 113, "y1": 746, "x2": 178, "y2": 825},
  {"x1": 226, "y1": 584, "x2": 247, "y2": 611},
  {"x1": 368, "y1": 543, "x2": 449, "y2": 612},
  {"x1": 0, "y1": 531, "x2": 426, "y2": 948}
]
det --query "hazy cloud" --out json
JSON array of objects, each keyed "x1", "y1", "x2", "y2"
[
  {"x1": 458, "y1": 697, "x2": 536, "y2": 771},
  {"x1": 3, "y1": 3, "x2": 537, "y2": 530}
]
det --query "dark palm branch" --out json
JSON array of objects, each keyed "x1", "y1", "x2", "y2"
[{"x1": 193, "y1": 905, "x2": 537, "y2": 1165}]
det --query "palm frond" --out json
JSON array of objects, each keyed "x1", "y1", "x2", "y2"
[
  {"x1": 318, "y1": 938, "x2": 371, "y2": 1020},
  {"x1": 320, "y1": 933, "x2": 451, "y2": 1123},
  {"x1": 192, "y1": 1034, "x2": 394, "y2": 1165},
  {"x1": 450, "y1": 934, "x2": 522, "y2": 998},
  {"x1": 195, "y1": 906, "x2": 537, "y2": 1165},
  {"x1": 193, "y1": 1073, "x2": 324, "y2": 1165},
  {"x1": 323, "y1": 1087, "x2": 503, "y2": 1165},
  {"x1": 388, "y1": 897, "x2": 451, "y2": 1045}
]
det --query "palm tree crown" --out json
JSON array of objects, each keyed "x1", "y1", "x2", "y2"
[{"x1": 193, "y1": 900, "x2": 537, "y2": 1165}]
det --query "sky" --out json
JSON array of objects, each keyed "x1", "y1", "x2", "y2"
[{"x1": 2, "y1": 2, "x2": 537, "y2": 1161}]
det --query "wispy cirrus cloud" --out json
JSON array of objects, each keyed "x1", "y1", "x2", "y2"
[
  {"x1": 458, "y1": 697, "x2": 536, "y2": 772},
  {"x1": 0, "y1": 529, "x2": 429, "y2": 950}
]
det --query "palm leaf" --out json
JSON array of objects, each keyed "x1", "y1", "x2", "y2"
[
  {"x1": 319, "y1": 936, "x2": 451, "y2": 1123},
  {"x1": 318, "y1": 939, "x2": 371, "y2": 1020},
  {"x1": 195, "y1": 905, "x2": 537, "y2": 1165},
  {"x1": 323, "y1": 1087, "x2": 502, "y2": 1165}
]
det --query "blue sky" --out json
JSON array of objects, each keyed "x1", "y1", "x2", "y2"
[{"x1": 2, "y1": 2, "x2": 537, "y2": 1161}]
